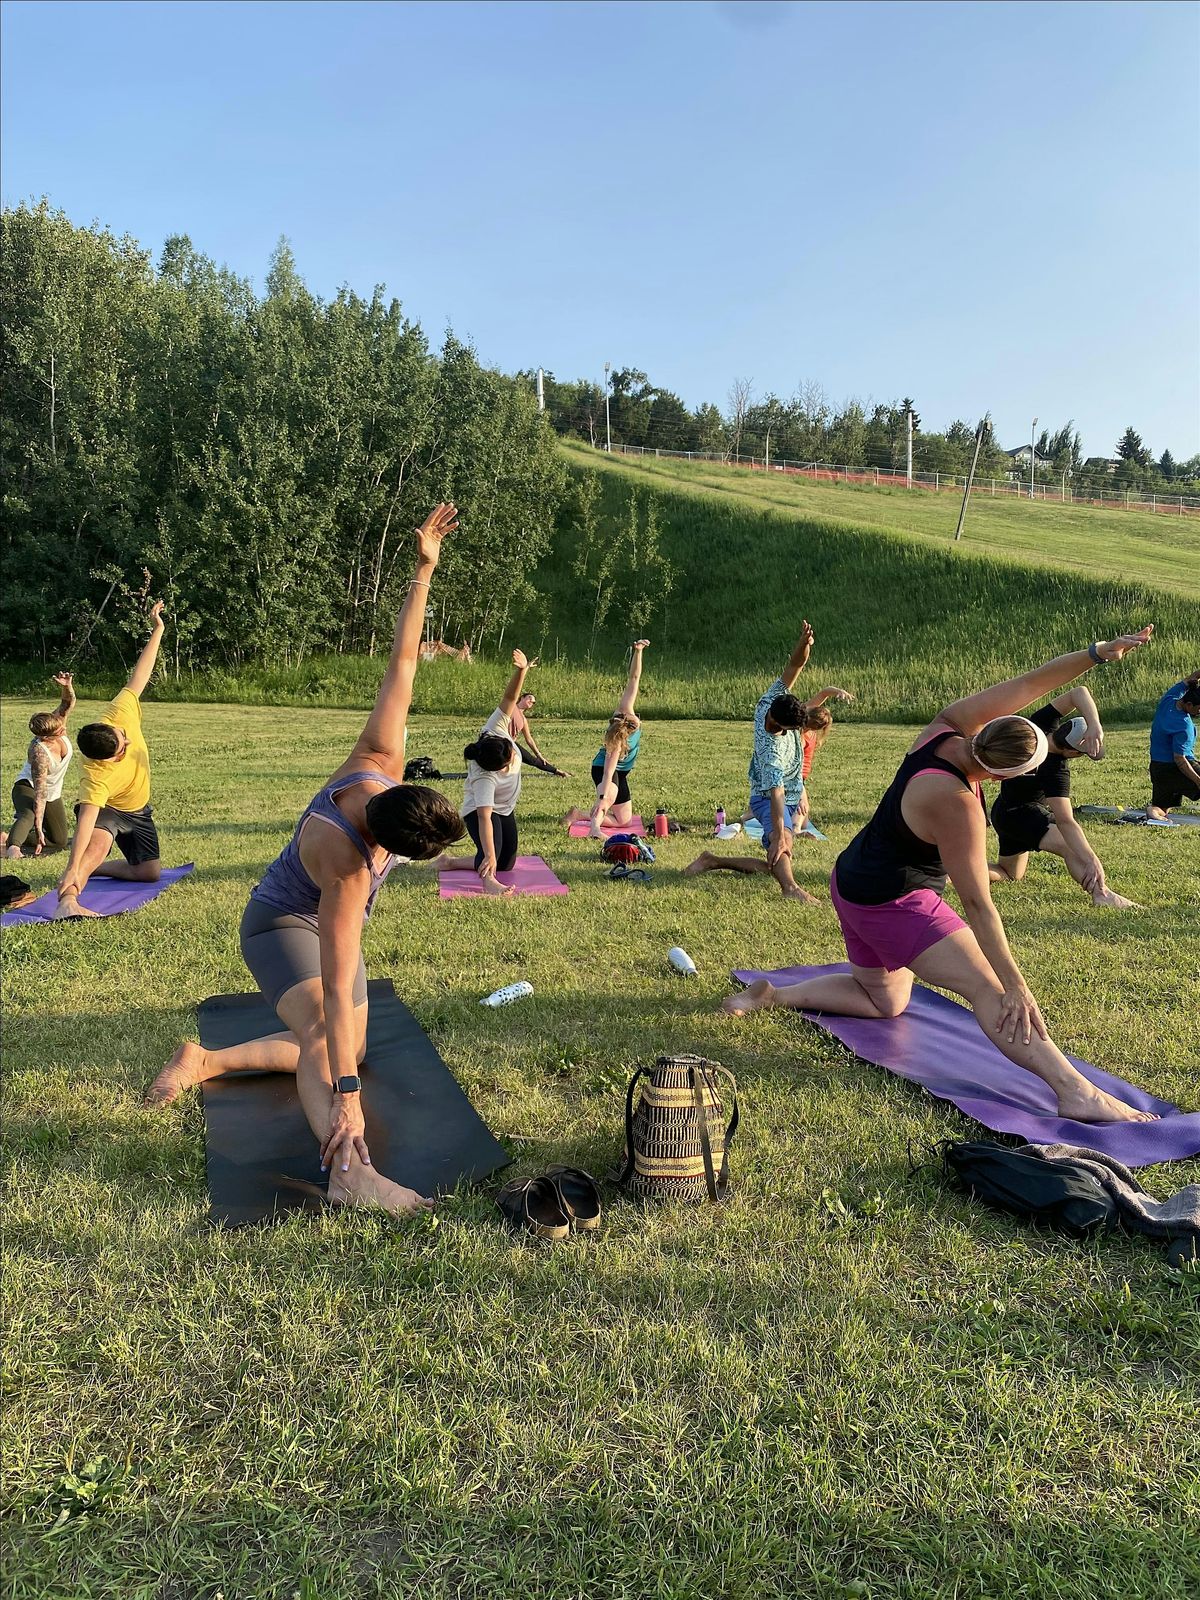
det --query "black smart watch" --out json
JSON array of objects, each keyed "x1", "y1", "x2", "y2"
[{"x1": 333, "y1": 1074, "x2": 362, "y2": 1095}]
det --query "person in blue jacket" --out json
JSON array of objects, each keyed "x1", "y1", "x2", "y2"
[{"x1": 1147, "y1": 671, "x2": 1200, "y2": 819}]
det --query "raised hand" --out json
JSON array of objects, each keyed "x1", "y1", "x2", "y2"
[
  {"x1": 148, "y1": 600, "x2": 165, "y2": 626},
  {"x1": 633, "y1": 639, "x2": 650, "y2": 650},
  {"x1": 1098, "y1": 625, "x2": 1153, "y2": 662},
  {"x1": 52, "y1": 671, "x2": 73, "y2": 690},
  {"x1": 800, "y1": 620, "x2": 814, "y2": 649},
  {"x1": 512, "y1": 649, "x2": 531, "y2": 670},
  {"x1": 416, "y1": 503, "x2": 459, "y2": 567}
]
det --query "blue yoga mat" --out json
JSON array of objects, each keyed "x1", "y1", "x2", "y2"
[{"x1": 733, "y1": 963, "x2": 1199, "y2": 1166}]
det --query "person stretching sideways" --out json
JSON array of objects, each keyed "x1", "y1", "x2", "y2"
[
  {"x1": 439, "y1": 651, "x2": 536, "y2": 896},
  {"x1": 988, "y1": 684, "x2": 1137, "y2": 909},
  {"x1": 685, "y1": 622, "x2": 820, "y2": 903},
  {"x1": 723, "y1": 628, "x2": 1160, "y2": 1125},
  {"x1": 1147, "y1": 671, "x2": 1200, "y2": 820},
  {"x1": 54, "y1": 605, "x2": 167, "y2": 918},
  {"x1": 509, "y1": 689, "x2": 569, "y2": 778},
  {"x1": 147, "y1": 507, "x2": 467, "y2": 1215},
  {"x1": 563, "y1": 640, "x2": 650, "y2": 839},
  {"x1": 3, "y1": 673, "x2": 76, "y2": 858}
]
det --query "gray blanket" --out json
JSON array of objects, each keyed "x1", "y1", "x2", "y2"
[{"x1": 1024, "y1": 1143, "x2": 1200, "y2": 1240}]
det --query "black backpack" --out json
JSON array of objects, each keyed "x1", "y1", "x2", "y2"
[
  {"x1": 403, "y1": 756, "x2": 440, "y2": 782},
  {"x1": 941, "y1": 1140, "x2": 1118, "y2": 1240}
]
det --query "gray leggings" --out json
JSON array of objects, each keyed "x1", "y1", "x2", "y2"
[
  {"x1": 8, "y1": 781, "x2": 69, "y2": 854},
  {"x1": 239, "y1": 897, "x2": 368, "y2": 1016}
]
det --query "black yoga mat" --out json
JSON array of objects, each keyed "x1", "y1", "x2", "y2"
[{"x1": 199, "y1": 978, "x2": 509, "y2": 1225}]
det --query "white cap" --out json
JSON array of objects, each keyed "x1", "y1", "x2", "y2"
[{"x1": 1059, "y1": 716, "x2": 1099, "y2": 757}]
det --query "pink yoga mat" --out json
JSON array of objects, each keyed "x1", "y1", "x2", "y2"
[
  {"x1": 1, "y1": 864, "x2": 196, "y2": 926},
  {"x1": 438, "y1": 855, "x2": 568, "y2": 898},
  {"x1": 567, "y1": 816, "x2": 645, "y2": 838},
  {"x1": 732, "y1": 963, "x2": 1199, "y2": 1166}
]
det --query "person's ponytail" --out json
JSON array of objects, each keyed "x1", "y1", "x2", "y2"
[{"x1": 464, "y1": 741, "x2": 480, "y2": 763}]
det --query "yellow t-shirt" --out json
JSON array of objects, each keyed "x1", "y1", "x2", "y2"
[{"x1": 77, "y1": 688, "x2": 151, "y2": 812}]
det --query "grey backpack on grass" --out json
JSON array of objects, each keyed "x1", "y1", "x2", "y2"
[{"x1": 617, "y1": 1054, "x2": 739, "y2": 1203}]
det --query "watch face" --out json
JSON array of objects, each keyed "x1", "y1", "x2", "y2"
[{"x1": 336, "y1": 1076, "x2": 360, "y2": 1094}]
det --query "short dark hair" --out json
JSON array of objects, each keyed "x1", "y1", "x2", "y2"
[
  {"x1": 1180, "y1": 686, "x2": 1200, "y2": 711},
  {"x1": 365, "y1": 784, "x2": 465, "y2": 860},
  {"x1": 464, "y1": 733, "x2": 512, "y2": 771},
  {"x1": 77, "y1": 723, "x2": 121, "y2": 760},
  {"x1": 768, "y1": 693, "x2": 805, "y2": 731}
]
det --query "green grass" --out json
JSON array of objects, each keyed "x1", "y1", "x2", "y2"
[
  {"x1": 563, "y1": 441, "x2": 1199, "y2": 598},
  {"x1": 2, "y1": 698, "x2": 1198, "y2": 1600}
]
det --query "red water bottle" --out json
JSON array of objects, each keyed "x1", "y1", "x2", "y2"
[{"x1": 654, "y1": 807, "x2": 669, "y2": 839}]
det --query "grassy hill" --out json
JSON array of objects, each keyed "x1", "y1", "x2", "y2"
[{"x1": 7, "y1": 442, "x2": 1194, "y2": 724}]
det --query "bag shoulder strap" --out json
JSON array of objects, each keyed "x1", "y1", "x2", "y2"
[{"x1": 617, "y1": 1065, "x2": 651, "y2": 1186}]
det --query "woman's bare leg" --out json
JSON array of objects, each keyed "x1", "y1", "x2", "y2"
[
  {"x1": 911, "y1": 928, "x2": 1154, "y2": 1123},
  {"x1": 146, "y1": 1029, "x2": 300, "y2": 1105},
  {"x1": 724, "y1": 965, "x2": 912, "y2": 1018}
]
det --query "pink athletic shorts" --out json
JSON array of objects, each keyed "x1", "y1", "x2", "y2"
[{"x1": 830, "y1": 869, "x2": 965, "y2": 973}]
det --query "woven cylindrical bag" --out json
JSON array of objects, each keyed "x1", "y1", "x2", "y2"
[{"x1": 617, "y1": 1054, "x2": 739, "y2": 1203}]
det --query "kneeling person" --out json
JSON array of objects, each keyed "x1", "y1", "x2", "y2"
[
  {"x1": 988, "y1": 689, "x2": 1136, "y2": 909},
  {"x1": 1147, "y1": 673, "x2": 1200, "y2": 819},
  {"x1": 55, "y1": 602, "x2": 165, "y2": 918}
]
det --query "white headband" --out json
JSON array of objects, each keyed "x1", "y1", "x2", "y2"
[{"x1": 972, "y1": 718, "x2": 1049, "y2": 779}]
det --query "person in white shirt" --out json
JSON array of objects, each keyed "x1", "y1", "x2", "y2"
[
  {"x1": 441, "y1": 651, "x2": 536, "y2": 896},
  {"x1": 3, "y1": 673, "x2": 76, "y2": 858}
]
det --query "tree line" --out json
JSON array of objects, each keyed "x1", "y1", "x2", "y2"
[
  {"x1": 1, "y1": 202, "x2": 565, "y2": 671},
  {"x1": 531, "y1": 369, "x2": 1200, "y2": 496}
]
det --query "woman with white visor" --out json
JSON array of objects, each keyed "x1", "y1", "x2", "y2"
[{"x1": 724, "y1": 628, "x2": 1158, "y2": 1125}]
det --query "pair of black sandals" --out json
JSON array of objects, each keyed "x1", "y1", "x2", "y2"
[{"x1": 495, "y1": 1167, "x2": 602, "y2": 1240}]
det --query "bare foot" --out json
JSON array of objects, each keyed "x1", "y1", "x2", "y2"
[
  {"x1": 479, "y1": 876, "x2": 514, "y2": 897},
  {"x1": 588, "y1": 825, "x2": 604, "y2": 840},
  {"x1": 722, "y1": 978, "x2": 777, "y2": 1017},
  {"x1": 782, "y1": 885, "x2": 820, "y2": 904},
  {"x1": 1056, "y1": 1082, "x2": 1158, "y2": 1123},
  {"x1": 4, "y1": 845, "x2": 23, "y2": 860},
  {"x1": 684, "y1": 852, "x2": 715, "y2": 876},
  {"x1": 328, "y1": 1168, "x2": 434, "y2": 1214},
  {"x1": 145, "y1": 1041, "x2": 208, "y2": 1105},
  {"x1": 1093, "y1": 889, "x2": 1141, "y2": 911},
  {"x1": 51, "y1": 897, "x2": 98, "y2": 920}
]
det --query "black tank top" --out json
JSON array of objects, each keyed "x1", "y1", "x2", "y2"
[{"x1": 835, "y1": 729, "x2": 982, "y2": 906}]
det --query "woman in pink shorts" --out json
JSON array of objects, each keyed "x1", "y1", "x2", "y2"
[{"x1": 724, "y1": 629, "x2": 1158, "y2": 1125}]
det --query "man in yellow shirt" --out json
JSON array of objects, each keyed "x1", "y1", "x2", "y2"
[{"x1": 55, "y1": 601, "x2": 166, "y2": 918}]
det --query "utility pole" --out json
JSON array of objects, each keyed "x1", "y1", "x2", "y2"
[
  {"x1": 1029, "y1": 416, "x2": 1038, "y2": 499},
  {"x1": 604, "y1": 362, "x2": 611, "y2": 453},
  {"x1": 954, "y1": 416, "x2": 990, "y2": 542},
  {"x1": 905, "y1": 406, "x2": 913, "y2": 488},
  {"x1": 536, "y1": 368, "x2": 544, "y2": 412}
]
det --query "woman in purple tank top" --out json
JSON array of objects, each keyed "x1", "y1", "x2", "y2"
[
  {"x1": 723, "y1": 627, "x2": 1162, "y2": 1127},
  {"x1": 149, "y1": 506, "x2": 467, "y2": 1214}
]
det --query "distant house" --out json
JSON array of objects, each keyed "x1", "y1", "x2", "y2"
[
  {"x1": 1005, "y1": 445, "x2": 1051, "y2": 468},
  {"x1": 1081, "y1": 456, "x2": 1118, "y2": 476}
]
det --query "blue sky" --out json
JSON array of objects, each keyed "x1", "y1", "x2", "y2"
[{"x1": 3, "y1": 0, "x2": 1197, "y2": 458}]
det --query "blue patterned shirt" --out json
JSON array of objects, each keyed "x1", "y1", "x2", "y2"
[{"x1": 748, "y1": 677, "x2": 805, "y2": 802}]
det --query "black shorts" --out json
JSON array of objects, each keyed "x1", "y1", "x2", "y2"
[
  {"x1": 992, "y1": 801, "x2": 1053, "y2": 857},
  {"x1": 80, "y1": 801, "x2": 161, "y2": 865},
  {"x1": 1149, "y1": 758, "x2": 1200, "y2": 810},
  {"x1": 592, "y1": 762, "x2": 631, "y2": 806}
]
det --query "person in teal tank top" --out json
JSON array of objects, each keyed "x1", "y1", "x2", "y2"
[{"x1": 564, "y1": 640, "x2": 649, "y2": 839}]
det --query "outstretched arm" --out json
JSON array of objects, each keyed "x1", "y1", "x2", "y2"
[
  {"x1": 51, "y1": 672, "x2": 76, "y2": 723},
  {"x1": 805, "y1": 685, "x2": 853, "y2": 709},
  {"x1": 590, "y1": 748, "x2": 621, "y2": 828},
  {"x1": 126, "y1": 603, "x2": 166, "y2": 698},
  {"x1": 499, "y1": 652, "x2": 533, "y2": 719},
  {"x1": 350, "y1": 503, "x2": 458, "y2": 769},
  {"x1": 936, "y1": 628, "x2": 1153, "y2": 738},
  {"x1": 616, "y1": 640, "x2": 650, "y2": 717},
  {"x1": 56, "y1": 803, "x2": 101, "y2": 906},
  {"x1": 779, "y1": 622, "x2": 814, "y2": 693}
]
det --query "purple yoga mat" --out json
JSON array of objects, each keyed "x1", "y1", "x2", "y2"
[
  {"x1": 438, "y1": 855, "x2": 568, "y2": 898},
  {"x1": 733, "y1": 963, "x2": 1199, "y2": 1166},
  {"x1": 1, "y1": 864, "x2": 196, "y2": 927}
]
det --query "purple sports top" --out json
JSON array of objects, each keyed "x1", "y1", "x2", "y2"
[{"x1": 251, "y1": 771, "x2": 398, "y2": 920}]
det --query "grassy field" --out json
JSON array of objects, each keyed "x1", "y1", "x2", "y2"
[
  {"x1": 2, "y1": 698, "x2": 1198, "y2": 1600},
  {"x1": 5, "y1": 439, "x2": 1195, "y2": 727}
]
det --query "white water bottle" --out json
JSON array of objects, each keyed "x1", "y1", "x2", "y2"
[
  {"x1": 480, "y1": 980, "x2": 534, "y2": 1008},
  {"x1": 668, "y1": 946, "x2": 698, "y2": 977}
]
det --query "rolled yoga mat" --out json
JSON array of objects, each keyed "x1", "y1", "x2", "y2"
[
  {"x1": 567, "y1": 816, "x2": 645, "y2": 838},
  {"x1": 732, "y1": 963, "x2": 1199, "y2": 1166},
  {"x1": 0, "y1": 863, "x2": 195, "y2": 927},
  {"x1": 438, "y1": 855, "x2": 569, "y2": 898},
  {"x1": 199, "y1": 978, "x2": 509, "y2": 1225}
]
